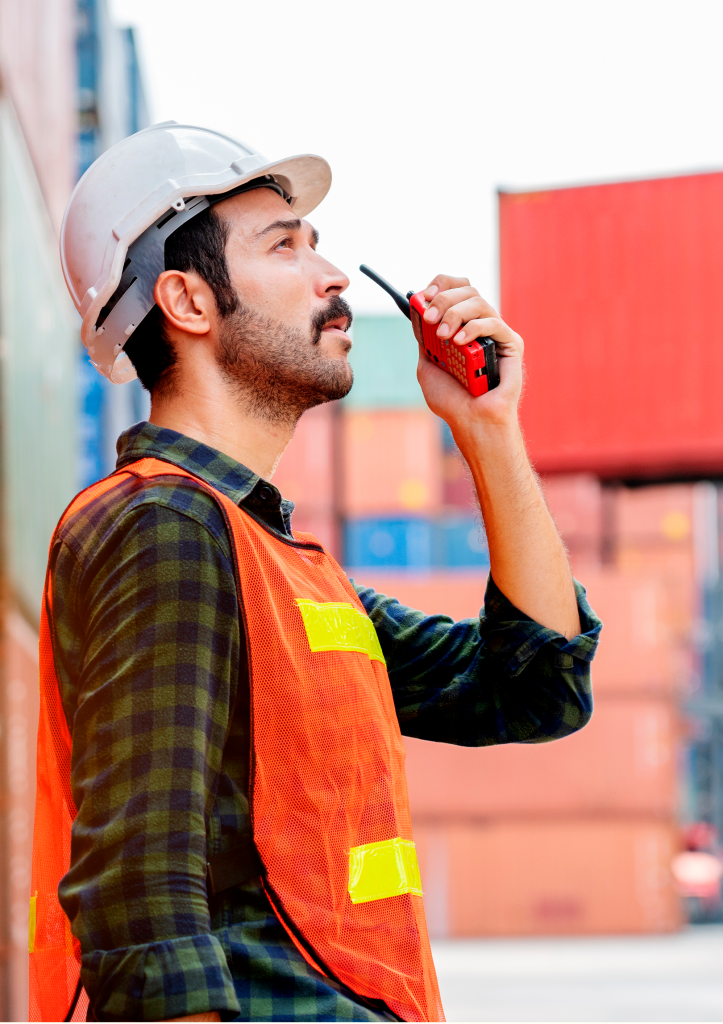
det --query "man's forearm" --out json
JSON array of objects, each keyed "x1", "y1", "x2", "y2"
[{"x1": 456, "y1": 420, "x2": 581, "y2": 640}]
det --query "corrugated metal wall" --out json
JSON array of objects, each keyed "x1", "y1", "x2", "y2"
[{"x1": 499, "y1": 173, "x2": 723, "y2": 479}]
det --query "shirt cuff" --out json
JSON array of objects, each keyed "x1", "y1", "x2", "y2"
[
  {"x1": 481, "y1": 574, "x2": 602, "y2": 678},
  {"x1": 81, "y1": 933, "x2": 239, "y2": 1021}
]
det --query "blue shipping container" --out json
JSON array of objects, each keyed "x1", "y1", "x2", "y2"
[
  {"x1": 345, "y1": 518, "x2": 433, "y2": 569},
  {"x1": 345, "y1": 516, "x2": 489, "y2": 569}
]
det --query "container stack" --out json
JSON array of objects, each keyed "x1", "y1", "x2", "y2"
[
  {"x1": 270, "y1": 403, "x2": 338, "y2": 555},
  {"x1": 401, "y1": 477, "x2": 694, "y2": 937},
  {"x1": 341, "y1": 316, "x2": 489, "y2": 600}
]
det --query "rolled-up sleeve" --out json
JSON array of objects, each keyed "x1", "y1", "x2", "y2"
[{"x1": 353, "y1": 574, "x2": 601, "y2": 746}]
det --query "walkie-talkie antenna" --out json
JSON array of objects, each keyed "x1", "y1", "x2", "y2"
[{"x1": 359, "y1": 264, "x2": 411, "y2": 320}]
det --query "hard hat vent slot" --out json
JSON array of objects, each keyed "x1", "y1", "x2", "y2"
[
  {"x1": 96, "y1": 272, "x2": 137, "y2": 330},
  {"x1": 157, "y1": 209, "x2": 178, "y2": 230}
]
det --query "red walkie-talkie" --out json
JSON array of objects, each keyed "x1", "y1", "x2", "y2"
[{"x1": 359, "y1": 264, "x2": 500, "y2": 397}]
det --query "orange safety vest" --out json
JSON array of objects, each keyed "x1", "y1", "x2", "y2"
[{"x1": 30, "y1": 458, "x2": 444, "y2": 1023}]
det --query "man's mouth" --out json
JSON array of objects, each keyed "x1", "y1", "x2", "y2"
[{"x1": 321, "y1": 316, "x2": 350, "y2": 336}]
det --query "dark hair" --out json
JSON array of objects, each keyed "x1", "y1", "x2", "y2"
[{"x1": 124, "y1": 206, "x2": 239, "y2": 395}]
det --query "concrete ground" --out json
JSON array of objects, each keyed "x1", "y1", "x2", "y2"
[{"x1": 431, "y1": 926, "x2": 723, "y2": 1022}]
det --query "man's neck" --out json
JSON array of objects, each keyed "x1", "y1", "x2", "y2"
[{"x1": 149, "y1": 372, "x2": 297, "y2": 481}]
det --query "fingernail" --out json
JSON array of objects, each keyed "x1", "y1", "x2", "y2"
[
  {"x1": 437, "y1": 323, "x2": 450, "y2": 337},
  {"x1": 426, "y1": 285, "x2": 439, "y2": 297},
  {"x1": 454, "y1": 331, "x2": 466, "y2": 342},
  {"x1": 424, "y1": 306, "x2": 440, "y2": 322}
]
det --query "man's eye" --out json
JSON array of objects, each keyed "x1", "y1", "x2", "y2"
[{"x1": 275, "y1": 237, "x2": 292, "y2": 249}]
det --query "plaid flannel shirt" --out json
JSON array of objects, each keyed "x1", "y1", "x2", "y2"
[{"x1": 50, "y1": 421, "x2": 601, "y2": 1022}]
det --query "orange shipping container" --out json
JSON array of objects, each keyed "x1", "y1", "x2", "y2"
[
  {"x1": 348, "y1": 567, "x2": 689, "y2": 695},
  {"x1": 541, "y1": 473, "x2": 603, "y2": 558},
  {"x1": 345, "y1": 570, "x2": 487, "y2": 622},
  {"x1": 616, "y1": 484, "x2": 695, "y2": 550},
  {"x1": 404, "y1": 695, "x2": 677, "y2": 819},
  {"x1": 584, "y1": 570, "x2": 691, "y2": 694},
  {"x1": 414, "y1": 818, "x2": 681, "y2": 937},
  {"x1": 343, "y1": 409, "x2": 443, "y2": 516},
  {"x1": 273, "y1": 404, "x2": 335, "y2": 512}
]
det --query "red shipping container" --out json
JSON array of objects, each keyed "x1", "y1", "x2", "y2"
[
  {"x1": 404, "y1": 695, "x2": 678, "y2": 819},
  {"x1": 343, "y1": 409, "x2": 443, "y2": 516},
  {"x1": 499, "y1": 174, "x2": 723, "y2": 478},
  {"x1": 414, "y1": 818, "x2": 681, "y2": 937}
]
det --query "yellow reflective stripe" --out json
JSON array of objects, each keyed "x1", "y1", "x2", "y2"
[
  {"x1": 28, "y1": 892, "x2": 36, "y2": 954},
  {"x1": 295, "y1": 600, "x2": 385, "y2": 664},
  {"x1": 348, "y1": 838, "x2": 423, "y2": 904}
]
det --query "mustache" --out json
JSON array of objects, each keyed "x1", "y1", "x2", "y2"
[{"x1": 311, "y1": 296, "x2": 354, "y2": 343}]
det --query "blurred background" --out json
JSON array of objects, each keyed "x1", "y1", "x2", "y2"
[{"x1": 3, "y1": 0, "x2": 723, "y2": 1019}]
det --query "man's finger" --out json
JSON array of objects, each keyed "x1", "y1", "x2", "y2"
[
  {"x1": 450, "y1": 315, "x2": 524, "y2": 358},
  {"x1": 428, "y1": 296, "x2": 499, "y2": 337},
  {"x1": 423, "y1": 275, "x2": 470, "y2": 299},
  {"x1": 424, "y1": 287, "x2": 484, "y2": 325}
]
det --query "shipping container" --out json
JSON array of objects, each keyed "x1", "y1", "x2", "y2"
[
  {"x1": 499, "y1": 173, "x2": 723, "y2": 478},
  {"x1": 352, "y1": 565, "x2": 689, "y2": 691},
  {"x1": 583, "y1": 570, "x2": 690, "y2": 694},
  {"x1": 272, "y1": 403, "x2": 336, "y2": 513},
  {"x1": 3, "y1": 612, "x2": 40, "y2": 1023},
  {"x1": 347, "y1": 316, "x2": 425, "y2": 409},
  {"x1": 434, "y1": 516, "x2": 488, "y2": 568},
  {"x1": 345, "y1": 516, "x2": 488, "y2": 570},
  {"x1": 0, "y1": 98, "x2": 79, "y2": 621},
  {"x1": 346, "y1": 518, "x2": 433, "y2": 569},
  {"x1": 616, "y1": 483, "x2": 694, "y2": 549},
  {"x1": 404, "y1": 695, "x2": 678, "y2": 818},
  {"x1": 346, "y1": 570, "x2": 488, "y2": 622},
  {"x1": 343, "y1": 409, "x2": 443, "y2": 516},
  {"x1": 541, "y1": 474, "x2": 603, "y2": 564},
  {"x1": 0, "y1": 0, "x2": 75, "y2": 232},
  {"x1": 414, "y1": 818, "x2": 681, "y2": 937},
  {"x1": 288, "y1": 511, "x2": 337, "y2": 556}
]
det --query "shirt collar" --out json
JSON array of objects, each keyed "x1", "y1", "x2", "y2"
[{"x1": 115, "y1": 421, "x2": 291, "y2": 523}]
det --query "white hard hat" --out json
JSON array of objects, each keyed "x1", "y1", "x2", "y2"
[{"x1": 60, "y1": 121, "x2": 332, "y2": 383}]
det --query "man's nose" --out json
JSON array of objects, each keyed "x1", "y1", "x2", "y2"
[{"x1": 314, "y1": 253, "x2": 349, "y2": 296}]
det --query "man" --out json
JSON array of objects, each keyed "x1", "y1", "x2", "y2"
[{"x1": 32, "y1": 123, "x2": 600, "y2": 1022}]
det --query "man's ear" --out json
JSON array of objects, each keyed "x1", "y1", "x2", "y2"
[{"x1": 154, "y1": 270, "x2": 214, "y2": 336}]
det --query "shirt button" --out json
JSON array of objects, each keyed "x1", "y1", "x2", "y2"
[{"x1": 258, "y1": 485, "x2": 274, "y2": 502}]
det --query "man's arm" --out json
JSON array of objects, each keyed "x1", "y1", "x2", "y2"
[
  {"x1": 417, "y1": 275, "x2": 580, "y2": 640},
  {"x1": 355, "y1": 575, "x2": 599, "y2": 746},
  {"x1": 53, "y1": 496, "x2": 241, "y2": 1022}
]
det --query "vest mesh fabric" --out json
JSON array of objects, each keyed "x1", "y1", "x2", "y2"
[{"x1": 31, "y1": 460, "x2": 444, "y2": 1023}]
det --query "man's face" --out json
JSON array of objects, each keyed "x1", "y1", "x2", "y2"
[{"x1": 211, "y1": 187, "x2": 353, "y2": 422}]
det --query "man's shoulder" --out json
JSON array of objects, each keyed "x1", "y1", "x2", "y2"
[{"x1": 56, "y1": 469, "x2": 232, "y2": 565}]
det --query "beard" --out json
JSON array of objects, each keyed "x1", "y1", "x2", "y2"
[{"x1": 216, "y1": 294, "x2": 354, "y2": 425}]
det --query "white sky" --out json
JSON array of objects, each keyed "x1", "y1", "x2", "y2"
[{"x1": 109, "y1": 0, "x2": 723, "y2": 313}]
